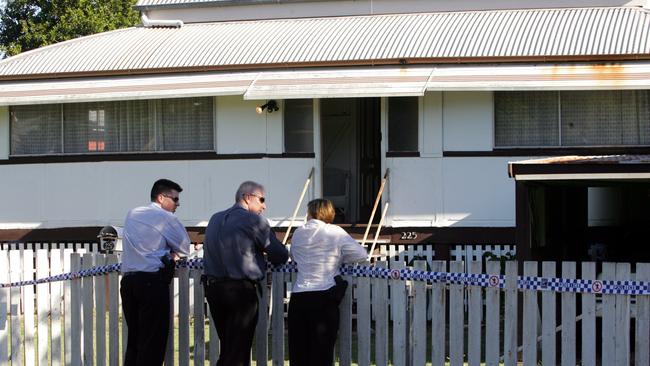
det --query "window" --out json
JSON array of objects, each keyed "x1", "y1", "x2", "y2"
[
  {"x1": 10, "y1": 97, "x2": 214, "y2": 155},
  {"x1": 284, "y1": 99, "x2": 314, "y2": 153},
  {"x1": 388, "y1": 97, "x2": 418, "y2": 152},
  {"x1": 495, "y1": 90, "x2": 650, "y2": 148}
]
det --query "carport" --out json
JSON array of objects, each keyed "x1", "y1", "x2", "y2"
[{"x1": 509, "y1": 155, "x2": 650, "y2": 262}]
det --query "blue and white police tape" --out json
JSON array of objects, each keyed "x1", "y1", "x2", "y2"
[{"x1": 1, "y1": 259, "x2": 649, "y2": 295}]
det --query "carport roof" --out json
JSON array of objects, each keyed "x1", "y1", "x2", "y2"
[{"x1": 508, "y1": 155, "x2": 650, "y2": 181}]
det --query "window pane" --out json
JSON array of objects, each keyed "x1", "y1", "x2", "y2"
[
  {"x1": 64, "y1": 102, "x2": 122, "y2": 153},
  {"x1": 118, "y1": 100, "x2": 156, "y2": 152},
  {"x1": 494, "y1": 91, "x2": 559, "y2": 147},
  {"x1": 159, "y1": 97, "x2": 213, "y2": 151},
  {"x1": 10, "y1": 104, "x2": 61, "y2": 155},
  {"x1": 561, "y1": 90, "x2": 650, "y2": 146},
  {"x1": 388, "y1": 97, "x2": 418, "y2": 152},
  {"x1": 284, "y1": 99, "x2": 314, "y2": 153}
]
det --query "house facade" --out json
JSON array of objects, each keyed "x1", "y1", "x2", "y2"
[{"x1": 1, "y1": 0, "x2": 649, "y2": 260}]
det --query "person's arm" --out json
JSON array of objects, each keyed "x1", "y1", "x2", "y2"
[
  {"x1": 163, "y1": 215, "x2": 191, "y2": 258},
  {"x1": 336, "y1": 227, "x2": 368, "y2": 264},
  {"x1": 255, "y1": 216, "x2": 289, "y2": 265}
]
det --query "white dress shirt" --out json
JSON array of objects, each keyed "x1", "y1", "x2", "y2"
[
  {"x1": 121, "y1": 203, "x2": 191, "y2": 273},
  {"x1": 290, "y1": 219, "x2": 367, "y2": 293}
]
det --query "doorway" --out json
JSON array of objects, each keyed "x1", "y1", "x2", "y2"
[{"x1": 321, "y1": 98, "x2": 381, "y2": 223}]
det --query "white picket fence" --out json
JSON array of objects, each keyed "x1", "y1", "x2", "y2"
[{"x1": 0, "y1": 248, "x2": 648, "y2": 366}]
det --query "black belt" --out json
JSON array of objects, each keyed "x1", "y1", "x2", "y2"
[{"x1": 202, "y1": 275, "x2": 262, "y2": 296}]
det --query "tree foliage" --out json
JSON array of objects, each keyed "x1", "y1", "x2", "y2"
[{"x1": 0, "y1": 0, "x2": 140, "y2": 58}]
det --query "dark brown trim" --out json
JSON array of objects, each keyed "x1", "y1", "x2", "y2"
[
  {"x1": 386, "y1": 151, "x2": 420, "y2": 158},
  {"x1": 0, "y1": 152, "x2": 315, "y2": 165},
  {"x1": 1, "y1": 225, "x2": 515, "y2": 246},
  {"x1": 444, "y1": 146, "x2": 650, "y2": 157},
  {"x1": 3, "y1": 55, "x2": 650, "y2": 81},
  {"x1": 510, "y1": 163, "x2": 650, "y2": 177}
]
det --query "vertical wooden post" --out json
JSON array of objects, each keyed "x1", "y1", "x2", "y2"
[
  {"x1": 178, "y1": 266, "x2": 191, "y2": 366},
  {"x1": 485, "y1": 260, "x2": 501, "y2": 366},
  {"x1": 635, "y1": 263, "x2": 650, "y2": 366},
  {"x1": 70, "y1": 253, "x2": 82, "y2": 366},
  {"x1": 581, "y1": 262, "x2": 596, "y2": 366},
  {"x1": 338, "y1": 272, "x2": 353, "y2": 366},
  {"x1": 430, "y1": 260, "x2": 446, "y2": 366},
  {"x1": 0, "y1": 250, "x2": 9, "y2": 364},
  {"x1": 468, "y1": 260, "x2": 483, "y2": 366},
  {"x1": 82, "y1": 253, "x2": 95, "y2": 365},
  {"x1": 504, "y1": 261, "x2": 518, "y2": 366},
  {"x1": 357, "y1": 275, "x2": 371, "y2": 366},
  {"x1": 107, "y1": 254, "x2": 120, "y2": 366},
  {"x1": 51, "y1": 248, "x2": 63, "y2": 365},
  {"x1": 192, "y1": 269, "x2": 206, "y2": 366},
  {"x1": 614, "y1": 263, "x2": 631, "y2": 366},
  {"x1": 561, "y1": 262, "x2": 576, "y2": 366},
  {"x1": 36, "y1": 249, "x2": 51, "y2": 366},
  {"x1": 541, "y1": 262, "x2": 556, "y2": 366},
  {"x1": 255, "y1": 276, "x2": 269, "y2": 366},
  {"x1": 522, "y1": 261, "x2": 537, "y2": 366},
  {"x1": 271, "y1": 271, "x2": 285, "y2": 366},
  {"x1": 23, "y1": 249, "x2": 36, "y2": 366},
  {"x1": 373, "y1": 261, "x2": 388, "y2": 366},
  {"x1": 411, "y1": 261, "x2": 427, "y2": 366},
  {"x1": 602, "y1": 263, "x2": 616, "y2": 366},
  {"x1": 390, "y1": 260, "x2": 407, "y2": 366},
  {"x1": 449, "y1": 261, "x2": 464, "y2": 366}
]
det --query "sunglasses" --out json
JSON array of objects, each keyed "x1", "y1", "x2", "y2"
[
  {"x1": 163, "y1": 194, "x2": 180, "y2": 203},
  {"x1": 248, "y1": 193, "x2": 266, "y2": 204}
]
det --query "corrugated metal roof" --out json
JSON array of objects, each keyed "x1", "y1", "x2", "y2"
[
  {"x1": 134, "y1": 0, "x2": 323, "y2": 9},
  {"x1": 1, "y1": 7, "x2": 649, "y2": 79}
]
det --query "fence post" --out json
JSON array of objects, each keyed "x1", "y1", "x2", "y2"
[
  {"x1": 338, "y1": 271, "x2": 353, "y2": 366},
  {"x1": 71, "y1": 253, "x2": 82, "y2": 366},
  {"x1": 411, "y1": 260, "x2": 427, "y2": 366},
  {"x1": 107, "y1": 254, "x2": 120, "y2": 366},
  {"x1": 615, "y1": 263, "x2": 631, "y2": 366},
  {"x1": 178, "y1": 265, "x2": 191, "y2": 366},
  {"x1": 636, "y1": 263, "x2": 650, "y2": 366},
  {"x1": 522, "y1": 261, "x2": 537, "y2": 366},
  {"x1": 192, "y1": 268, "x2": 206, "y2": 366},
  {"x1": 165, "y1": 276, "x2": 175, "y2": 366},
  {"x1": 10, "y1": 249, "x2": 23, "y2": 366},
  {"x1": 357, "y1": 273, "x2": 371, "y2": 366},
  {"x1": 271, "y1": 270, "x2": 285, "y2": 366},
  {"x1": 390, "y1": 259, "x2": 407, "y2": 366},
  {"x1": 561, "y1": 262, "x2": 576, "y2": 366},
  {"x1": 36, "y1": 249, "x2": 50, "y2": 366},
  {"x1": 602, "y1": 262, "x2": 616, "y2": 366},
  {"x1": 23, "y1": 249, "x2": 36, "y2": 366},
  {"x1": 503, "y1": 261, "x2": 518, "y2": 366},
  {"x1": 468, "y1": 260, "x2": 483, "y2": 366},
  {"x1": 485, "y1": 260, "x2": 500, "y2": 366},
  {"x1": 581, "y1": 262, "x2": 596, "y2": 366},
  {"x1": 95, "y1": 254, "x2": 107, "y2": 366},
  {"x1": 449, "y1": 260, "x2": 464, "y2": 366},
  {"x1": 373, "y1": 261, "x2": 388, "y2": 366},
  {"x1": 82, "y1": 252, "x2": 95, "y2": 365},
  {"x1": 208, "y1": 303, "x2": 219, "y2": 364},
  {"x1": 541, "y1": 262, "x2": 556, "y2": 366},
  {"x1": 51, "y1": 248, "x2": 64, "y2": 365},
  {"x1": 430, "y1": 260, "x2": 446, "y2": 366},
  {"x1": 0, "y1": 250, "x2": 8, "y2": 364}
]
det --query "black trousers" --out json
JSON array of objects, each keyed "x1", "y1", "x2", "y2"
[
  {"x1": 120, "y1": 273, "x2": 170, "y2": 366},
  {"x1": 288, "y1": 290, "x2": 340, "y2": 366},
  {"x1": 205, "y1": 279, "x2": 259, "y2": 366}
]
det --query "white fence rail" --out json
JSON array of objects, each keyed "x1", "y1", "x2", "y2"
[{"x1": 0, "y1": 249, "x2": 648, "y2": 365}]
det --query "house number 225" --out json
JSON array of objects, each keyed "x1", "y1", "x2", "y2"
[{"x1": 400, "y1": 232, "x2": 418, "y2": 240}]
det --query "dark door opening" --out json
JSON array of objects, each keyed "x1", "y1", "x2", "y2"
[{"x1": 321, "y1": 98, "x2": 381, "y2": 223}]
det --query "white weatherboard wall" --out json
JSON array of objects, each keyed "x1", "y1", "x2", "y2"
[
  {"x1": 216, "y1": 96, "x2": 282, "y2": 154},
  {"x1": 443, "y1": 92, "x2": 493, "y2": 152},
  {"x1": 0, "y1": 106, "x2": 8, "y2": 160},
  {"x1": 0, "y1": 159, "x2": 315, "y2": 229}
]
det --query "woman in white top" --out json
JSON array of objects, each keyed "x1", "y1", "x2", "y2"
[{"x1": 288, "y1": 199, "x2": 367, "y2": 366}]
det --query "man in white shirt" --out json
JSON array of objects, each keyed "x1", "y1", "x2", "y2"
[{"x1": 120, "y1": 179, "x2": 190, "y2": 366}]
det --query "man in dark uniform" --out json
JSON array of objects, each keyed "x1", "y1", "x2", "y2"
[{"x1": 203, "y1": 181, "x2": 289, "y2": 366}]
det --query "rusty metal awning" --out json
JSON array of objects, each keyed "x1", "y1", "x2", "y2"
[{"x1": 508, "y1": 155, "x2": 650, "y2": 181}]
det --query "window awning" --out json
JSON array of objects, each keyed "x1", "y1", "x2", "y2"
[
  {"x1": 243, "y1": 67, "x2": 433, "y2": 100},
  {"x1": 2, "y1": 62, "x2": 650, "y2": 106},
  {"x1": 427, "y1": 63, "x2": 650, "y2": 91},
  {"x1": 0, "y1": 72, "x2": 256, "y2": 106}
]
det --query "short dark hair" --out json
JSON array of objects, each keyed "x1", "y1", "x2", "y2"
[{"x1": 150, "y1": 179, "x2": 183, "y2": 202}]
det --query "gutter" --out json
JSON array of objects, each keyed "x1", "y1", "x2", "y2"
[{"x1": 140, "y1": 12, "x2": 183, "y2": 28}]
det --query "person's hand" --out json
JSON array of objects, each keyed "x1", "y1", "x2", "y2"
[
  {"x1": 194, "y1": 243, "x2": 203, "y2": 251},
  {"x1": 170, "y1": 252, "x2": 181, "y2": 261}
]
